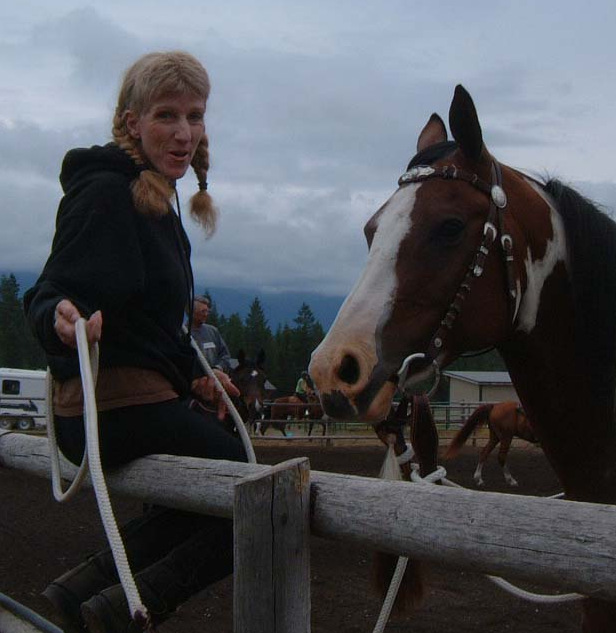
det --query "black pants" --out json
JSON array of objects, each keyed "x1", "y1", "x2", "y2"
[
  {"x1": 53, "y1": 399, "x2": 247, "y2": 604},
  {"x1": 55, "y1": 397, "x2": 247, "y2": 468}
]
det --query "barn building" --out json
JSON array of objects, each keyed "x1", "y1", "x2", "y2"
[{"x1": 443, "y1": 370, "x2": 519, "y2": 404}]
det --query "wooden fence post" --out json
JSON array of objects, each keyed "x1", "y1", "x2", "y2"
[{"x1": 234, "y1": 457, "x2": 311, "y2": 633}]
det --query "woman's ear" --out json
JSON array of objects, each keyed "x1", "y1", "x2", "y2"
[{"x1": 125, "y1": 111, "x2": 141, "y2": 140}]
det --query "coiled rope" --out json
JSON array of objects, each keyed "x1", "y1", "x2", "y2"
[
  {"x1": 47, "y1": 319, "x2": 149, "y2": 628},
  {"x1": 372, "y1": 442, "x2": 582, "y2": 633},
  {"x1": 46, "y1": 319, "x2": 258, "y2": 630}
]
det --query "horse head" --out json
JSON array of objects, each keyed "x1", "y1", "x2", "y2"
[
  {"x1": 231, "y1": 348, "x2": 267, "y2": 422},
  {"x1": 310, "y1": 85, "x2": 562, "y2": 422}
]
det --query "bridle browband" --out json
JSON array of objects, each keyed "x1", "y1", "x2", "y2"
[{"x1": 396, "y1": 160, "x2": 519, "y2": 396}]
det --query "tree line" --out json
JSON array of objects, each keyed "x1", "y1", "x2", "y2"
[
  {"x1": 0, "y1": 273, "x2": 505, "y2": 398},
  {"x1": 203, "y1": 291, "x2": 325, "y2": 395}
]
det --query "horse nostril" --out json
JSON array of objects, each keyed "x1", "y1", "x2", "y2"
[{"x1": 338, "y1": 354, "x2": 360, "y2": 385}]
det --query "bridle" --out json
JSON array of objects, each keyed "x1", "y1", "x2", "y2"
[{"x1": 395, "y1": 160, "x2": 520, "y2": 397}]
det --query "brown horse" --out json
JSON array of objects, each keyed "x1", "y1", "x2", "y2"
[
  {"x1": 261, "y1": 393, "x2": 325, "y2": 436},
  {"x1": 310, "y1": 85, "x2": 616, "y2": 630},
  {"x1": 229, "y1": 349, "x2": 268, "y2": 433},
  {"x1": 445, "y1": 401, "x2": 538, "y2": 487}
]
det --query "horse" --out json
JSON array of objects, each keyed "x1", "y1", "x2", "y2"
[
  {"x1": 445, "y1": 401, "x2": 538, "y2": 487},
  {"x1": 260, "y1": 393, "x2": 326, "y2": 436},
  {"x1": 309, "y1": 85, "x2": 616, "y2": 631},
  {"x1": 229, "y1": 349, "x2": 268, "y2": 434}
]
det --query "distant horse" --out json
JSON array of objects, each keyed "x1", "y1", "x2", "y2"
[
  {"x1": 445, "y1": 402, "x2": 538, "y2": 487},
  {"x1": 310, "y1": 85, "x2": 616, "y2": 630},
  {"x1": 229, "y1": 349, "x2": 267, "y2": 434},
  {"x1": 260, "y1": 393, "x2": 326, "y2": 436}
]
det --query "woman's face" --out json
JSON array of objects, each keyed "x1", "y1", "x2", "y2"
[{"x1": 126, "y1": 92, "x2": 206, "y2": 182}]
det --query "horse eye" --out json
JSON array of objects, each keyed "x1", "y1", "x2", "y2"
[{"x1": 434, "y1": 218, "x2": 465, "y2": 243}]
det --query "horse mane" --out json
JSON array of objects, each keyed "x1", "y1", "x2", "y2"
[{"x1": 543, "y1": 178, "x2": 616, "y2": 399}]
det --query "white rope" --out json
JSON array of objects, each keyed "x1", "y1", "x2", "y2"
[
  {"x1": 373, "y1": 441, "x2": 408, "y2": 633},
  {"x1": 373, "y1": 442, "x2": 581, "y2": 633},
  {"x1": 44, "y1": 319, "x2": 258, "y2": 631},
  {"x1": 74, "y1": 319, "x2": 149, "y2": 626},
  {"x1": 486, "y1": 575, "x2": 582, "y2": 603},
  {"x1": 396, "y1": 444, "x2": 415, "y2": 465},
  {"x1": 372, "y1": 555, "x2": 409, "y2": 633},
  {"x1": 407, "y1": 460, "x2": 582, "y2": 604},
  {"x1": 47, "y1": 367, "x2": 90, "y2": 502},
  {"x1": 183, "y1": 325, "x2": 256, "y2": 464}
]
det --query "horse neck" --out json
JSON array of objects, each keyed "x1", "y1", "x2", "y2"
[{"x1": 499, "y1": 313, "x2": 616, "y2": 502}]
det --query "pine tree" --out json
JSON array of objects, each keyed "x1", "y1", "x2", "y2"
[
  {"x1": 271, "y1": 324, "x2": 295, "y2": 394},
  {"x1": 220, "y1": 313, "x2": 245, "y2": 358},
  {"x1": 281, "y1": 303, "x2": 324, "y2": 393},
  {"x1": 0, "y1": 274, "x2": 45, "y2": 368},
  {"x1": 244, "y1": 298, "x2": 273, "y2": 359}
]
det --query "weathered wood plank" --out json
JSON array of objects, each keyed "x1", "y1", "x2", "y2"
[
  {"x1": 234, "y1": 458, "x2": 310, "y2": 633},
  {"x1": 1, "y1": 432, "x2": 616, "y2": 600}
]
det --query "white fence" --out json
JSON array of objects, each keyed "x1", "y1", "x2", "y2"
[{"x1": 1, "y1": 430, "x2": 615, "y2": 631}]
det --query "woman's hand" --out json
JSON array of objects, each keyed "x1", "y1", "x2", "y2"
[
  {"x1": 54, "y1": 299, "x2": 102, "y2": 348},
  {"x1": 192, "y1": 370, "x2": 240, "y2": 420}
]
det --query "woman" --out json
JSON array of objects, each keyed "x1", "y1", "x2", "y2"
[
  {"x1": 24, "y1": 51, "x2": 246, "y2": 632},
  {"x1": 294, "y1": 371, "x2": 314, "y2": 403}
]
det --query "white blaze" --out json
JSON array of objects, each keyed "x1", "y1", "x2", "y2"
[
  {"x1": 319, "y1": 185, "x2": 417, "y2": 354},
  {"x1": 517, "y1": 180, "x2": 568, "y2": 333}
]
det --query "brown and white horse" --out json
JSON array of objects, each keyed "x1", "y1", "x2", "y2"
[
  {"x1": 445, "y1": 401, "x2": 538, "y2": 487},
  {"x1": 230, "y1": 349, "x2": 268, "y2": 432},
  {"x1": 309, "y1": 85, "x2": 616, "y2": 631}
]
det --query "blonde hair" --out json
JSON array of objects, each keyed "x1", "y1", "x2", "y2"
[{"x1": 112, "y1": 51, "x2": 217, "y2": 235}]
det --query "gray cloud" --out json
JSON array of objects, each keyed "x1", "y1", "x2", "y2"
[{"x1": 1, "y1": 1, "x2": 615, "y2": 298}]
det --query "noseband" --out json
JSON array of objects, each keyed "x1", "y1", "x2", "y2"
[{"x1": 396, "y1": 161, "x2": 519, "y2": 396}]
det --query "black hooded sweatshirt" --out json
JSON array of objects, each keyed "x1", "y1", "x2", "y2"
[{"x1": 24, "y1": 143, "x2": 199, "y2": 398}]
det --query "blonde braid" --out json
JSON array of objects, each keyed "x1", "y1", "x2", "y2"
[
  {"x1": 189, "y1": 134, "x2": 218, "y2": 236},
  {"x1": 112, "y1": 109, "x2": 174, "y2": 217}
]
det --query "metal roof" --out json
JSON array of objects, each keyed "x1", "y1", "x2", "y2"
[{"x1": 442, "y1": 370, "x2": 512, "y2": 386}]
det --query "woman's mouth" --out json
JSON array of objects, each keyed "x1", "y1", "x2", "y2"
[{"x1": 169, "y1": 150, "x2": 190, "y2": 162}]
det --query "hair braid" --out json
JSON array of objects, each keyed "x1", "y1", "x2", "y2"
[{"x1": 189, "y1": 134, "x2": 217, "y2": 236}]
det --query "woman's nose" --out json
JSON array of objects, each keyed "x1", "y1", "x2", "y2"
[{"x1": 175, "y1": 118, "x2": 191, "y2": 141}]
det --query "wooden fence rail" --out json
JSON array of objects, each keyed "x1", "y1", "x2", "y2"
[{"x1": 2, "y1": 431, "x2": 616, "y2": 629}]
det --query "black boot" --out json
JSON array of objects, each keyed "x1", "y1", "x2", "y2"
[
  {"x1": 81, "y1": 517, "x2": 233, "y2": 633},
  {"x1": 43, "y1": 507, "x2": 209, "y2": 631}
]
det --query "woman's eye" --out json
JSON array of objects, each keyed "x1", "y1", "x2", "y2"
[
  {"x1": 156, "y1": 110, "x2": 174, "y2": 120},
  {"x1": 434, "y1": 218, "x2": 465, "y2": 243}
]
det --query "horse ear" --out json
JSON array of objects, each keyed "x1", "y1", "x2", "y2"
[
  {"x1": 256, "y1": 348, "x2": 266, "y2": 368},
  {"x1": 448, "y1": 85, "x2": 487, "y2": 163},
  {"x1": 237, "y1": 349, "x2": 246, "y2": 366},
  {"x1": 416, "y1": 113, "x2": 447, "y2": 152}
]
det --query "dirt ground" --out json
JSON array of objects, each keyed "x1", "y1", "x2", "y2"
[{"x1": 0, "y1": 440, "x2": 583, "y2": 632}]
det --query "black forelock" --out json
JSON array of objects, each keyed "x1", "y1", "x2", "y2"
[{"x1": 406, "y1": 141, "x2": 457, "y2": 170}]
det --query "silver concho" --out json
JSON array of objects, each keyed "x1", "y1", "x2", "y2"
[
  {"x1": 491, "y1": 185, "x2": 507, "y2": 209},
  {"x1": 398, "y1": 165, "x2": 435, "y2": 185}
]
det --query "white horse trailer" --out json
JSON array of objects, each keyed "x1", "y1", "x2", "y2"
[{"x1": 0, "y1": 368, "x2": 47, "y2": 431}]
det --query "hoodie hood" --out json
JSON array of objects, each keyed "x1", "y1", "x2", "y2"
[{"x1": 60, "y1": 143, "x2": 141, "y2": 194}]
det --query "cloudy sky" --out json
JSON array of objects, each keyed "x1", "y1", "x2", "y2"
[{"x1": 1, "y1": 0, "x2": 615, "y2": 298}]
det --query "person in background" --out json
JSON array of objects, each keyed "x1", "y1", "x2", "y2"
[
  {"x1": 191, "y1": 295, "x2": 232, "y2": 373},
  {"x1": 24, "y1": 50, "x2": 246, "y2": 633},
  {"x1": 294, "y1": 370, "x2": 314, "y2": 403}
]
